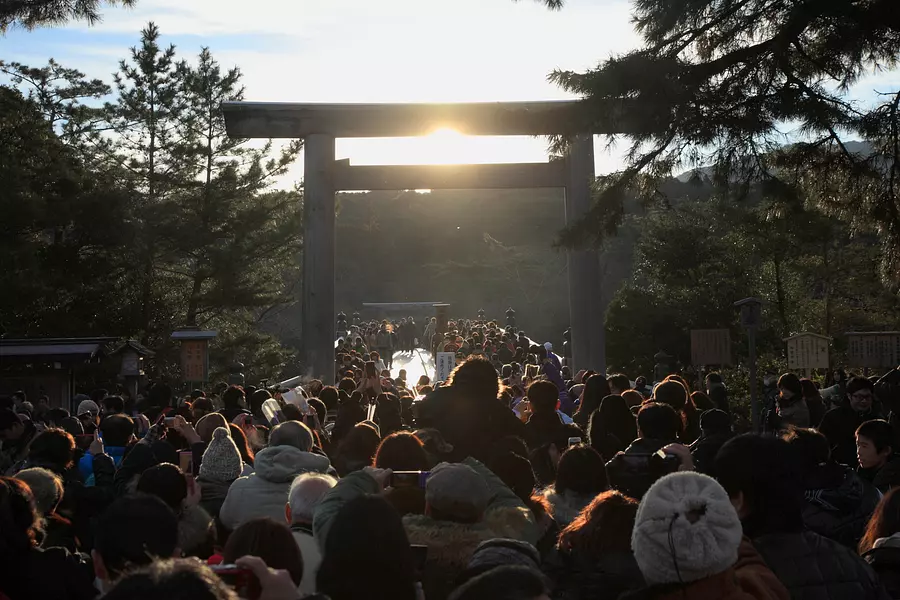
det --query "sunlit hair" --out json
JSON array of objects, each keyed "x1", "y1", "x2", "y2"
[
  {"x1": 860, "y1": 487, "x2": 900, "y2": 554},
  {"x1": 557, "y1": 490, "x2": 638, "y2": 556},
  {"x1": 446, "y1": 356, "x2": 501, "y2": 400}
]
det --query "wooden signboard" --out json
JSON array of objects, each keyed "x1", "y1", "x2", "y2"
[
  {"x1": 180, "y1": 340, "x2": 209, "y2": 383},
  {"x1": 691, "y1": 329, "x2": 732, "y2": 366},
  {"x1": 785, "y1": 333, "x2": 831, "y2": 371},
  {"x1": 846, "y1": 332, "x2": 900, "y2": 369}
]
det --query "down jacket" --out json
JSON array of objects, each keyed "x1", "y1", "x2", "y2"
[
  {"x1": 802, "y1": 463, "x2": 881, "y2": 548},
  {"x1": 864, "y1": 534, "x2": 900, "y2": 599},
  {"x1": 752, "y1": 530, "x2": 889, "y2": 600},
  {"x1": 220, "y1": 445, "x2": 333, "y2": 530}
]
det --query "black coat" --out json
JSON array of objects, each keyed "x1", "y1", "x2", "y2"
[
  {"x1": 752, "y1": 530, "x2": 889, "y2": 600},
  {"x1": 544, "y1": 550, "x2": 644, "y2": 600},
  {"x1": 523, "y1": 412, "x2": 583, "y2": 451},
  {"x1": 416, "y1": 386, "x2": 525, "y2": 462},
  {"x1": 689, "y1": 432, "x2": 733, "y2": 477},
  {"x1": 819, "y1": 403, "x2": 883, "y2": 467},
  {"x1": 864, "y1": 544, "x2": 900, "y2": 600},
  {"x1": 0, "y1": 546, "x2": 97, "y2": 600},
  {"x1": 802, "y1": 463, "x2": 881, "y2": 549}
]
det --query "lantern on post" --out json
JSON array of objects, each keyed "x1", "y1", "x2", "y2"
[
  {"x1": 337, "y1": 311, "x2": 348, "y2": 335},
  {"x1": 110, "y1": 340, "x2": 154, "y2": 402},
  {"x1": 734, "y1": 297, "x2": 764, "y2": 432},
  {"x1": 228, "y1": 362, "x2": 245, "y2": 387},
  {"x1": 505, "y1": 307, "x2": 517, "y2": 332},
  {"x1": 477, "y1": 309, "x2": 486, "y2": 320},
  {"x1": 352, "y1": 311, "x2": 360, "y2": 326}
]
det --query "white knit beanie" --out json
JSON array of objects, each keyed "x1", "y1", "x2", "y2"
[
  {"x1": 198, "y1": 427, "x2": 243, "y2": 483},
  {"x1": 632, "y1": 471, "x2": 742, "y2": 585}
]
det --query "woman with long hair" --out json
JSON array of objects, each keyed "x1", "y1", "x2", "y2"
[
  {"x1": 574, "y1": 375, "x2": 611, "y2": 428},
  {"x1": 546, "y1": 490, "x2": 644, "y2": 600},
  {"x1": 860, "y1": 487, "x2": 900, "y2": 597}
]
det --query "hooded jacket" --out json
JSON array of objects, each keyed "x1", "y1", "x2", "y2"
[
  {"x1": 538, "y1": 487, "x2": 594, "y2": 529},
  {"x1": 219, "y1": 445, "x2": 333, "y2": 530},
  {"x1": 802, "y1": 463, "x2": 881, "y2": 548},
  {"x1": 864, "y1": 534, "x2": 900, "y2": 599}
]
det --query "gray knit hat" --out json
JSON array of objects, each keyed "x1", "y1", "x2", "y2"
[
  {"x1": 76, "y1": 399, "x2": 100, "y2": 418},
  {"x1": 198, "y1": 427, "x2": 243, "y2": 483},
  {"x1": 632, "y1": 471, "x2": 742, "y2": 585}
]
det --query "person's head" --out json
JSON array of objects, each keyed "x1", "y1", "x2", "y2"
[
  {"x1": 199, "y1": 428, "x2": 244, "y2": 483},
  {"x1": 223, "y1": 518, "x2": 304, "y2": 586},
  {"x1": 76, "y1": 399, "x2": 101, "y2": 425},
  {"x1": 196, "y1": 412, "x2": 229, "y2": 443},
  {"x1": 0, "y1": 476, "x2": 40, "y2": 555},
  {"x1": 526, "y1": 380, "x2": 559, "y2": 415},
  {"x1": 632, "y1": 472, "x2": 742, "y2": 586},
  {"x1": 269, "y1": 420, "x2": 314, "y2": 452},
  {"x1": 317, "y1": 495, "x2": 417, "y2": 600},
  {"x1": 652, "y1": 380, "x2": 688, "y2": 413},
  {"x1": 319, "y1": 386, "x2": 339, "y2": 411},
  {"x1": 447, "y1": 356, "x2": 501, "y2": 401},
  {"x1": 44, "y1": 407, "x2": 69, "y2": 428},
  {"x1": 607, "y1": 373, "x2": 631, "y2": 395},
  {"x1": 488, "y1": 451, "x2": 536, "y2": 504},
  {"x1": 228, "y1": 424, "x2": 255, "y2": 465},
  {"x1": 636, "y1": 402, "x2": 680, "y2": 442},
  {"x1": 101, "y1": 559, "x2": 237, "y2": 600},
  {"x1": 690, "y1": 391, "x2": 715, "y2": 412},
  {"x1": 249, "y1": 389, "x2": 271, "y2": 418},
  {"x1": 426, "y1": 463, "x2": 491, "y2": 524},
  {"x1": 101, "y1": 395, "x2": 125, "y2": 416},
  {"x1": 148, "y1": 383, "x2": 173, "y2": 409},
  {"x1": 554, "y1": 444, "x2": 607, "y2": 496},
  {"x1": 714, "y1": 434, "x2": 804, "y2": 537},
  {"x1": 557, "y1": 490, "x2": 638, "y2": 556},
  {"x1": 621, "y1": 389, "x2": 645, "y2": 408},
  {"x1": 14, "y1": 467, "x2": 63, "y2": 515},
  {"x1": 847, "y1": 377, "x2": 876, "y2": 412},
  {"x1": 191, "y1": 397, "x2": 214, "y2": 422},
  {"x1": 99, "y1": 414, "x2": 135, "y2": 447},
  {"x1": 799, "y1": 378, "x2": 820, "y2": 400},
  {"x1": 137, "y1": 463, "x2": 187, "y2": 513},
  {"x1": 783, "y1": 427, "x2": 831, "y2": 470},
  {"x1": 860, "y1": 487, "x2": 900, "y2": 553},
  {"x1": 334, "y1": 423, "x2": 381, "y2": 476},
  {"x1": 856, "y1": 419, "x2": 895, "y2": 470},
  {"x1": 374, "y1": 431, "x2": 430, "y2": 471},
  {"x1": 0, "y1": 408, "x2": 24, "y2": 442},
  {"x1": 449, "y1": 565, "x2": 551, "y2": 600},
  {"x1": 27, "y1": 428, "x2": 75, "y2": 472},
  {"x1": 93, "y1": 494, "x2": 179, "y2": 582},
  {"x1": 59, "y1": 416, "x2": 84, "y2": 436},
  {"x1": 286, "y1": 472, "x2": 337, "y2": 526},
  {"x1": 777, "y1": 373, "x2": 802, "y2": 401},
  {"x1": 705, "y1": 372, "x2": 724, "y2": 389},
  {"x1": 221, "y1": 385, "x2": 245, "y2": 409},
  {"x1": 580, "y1": 374, "x2": 611, "y2": 413}
]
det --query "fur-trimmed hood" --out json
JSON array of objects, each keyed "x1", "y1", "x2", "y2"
[
  {"x1": 403, "y1": 514, "x2": 498, "y2": 569},
  {"x1": 540, "y1": 487, "x2": 592, "y2": 527}
]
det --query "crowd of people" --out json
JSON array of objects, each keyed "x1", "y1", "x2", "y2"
[{"x1": 2, "y1": 317, "x2": 900, "y2": 600}]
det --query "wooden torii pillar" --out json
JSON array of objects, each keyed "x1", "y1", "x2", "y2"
[{"x1": 223, "y1": 101, "x2": 608, "y2": 383}]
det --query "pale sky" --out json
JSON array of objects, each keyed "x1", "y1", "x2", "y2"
[{"x1": 2, "y1": 0, "x2": 896, "y2": 188}]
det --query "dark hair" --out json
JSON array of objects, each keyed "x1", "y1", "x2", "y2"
[
  {"x1": 102, "y1": 395, "x2": 126, "y2": 415},
  {"x1": 607, "y1": 374, "x2": 631, "y2": 392},
  {"x1": 488, "y1": 451, "x2": 536, "y2": 504},
  {"x1": 223, "y1": 518, "x2": 304, "y2": 586},
  {"x1": 317, "y1": 495, "x2": 416, "y2": 600},
  {"x1": 447, "y1": 356, "x2": 501, "y2": 401},
  {"x1": 319, "y1": 387, "x2": 339, "y2": 411},
  {"x1": 690, "y1": 391, "x2": 715, "y2": 412},
  {"x1": 148, "y1": 383, "x2": 173, "y2": 408},
  {"x1": 137, "y1": 463, "x2": 187, "y2": 513},
  {"x1": 777, "y1": 373, "x2": 803, "y2": 398},
  {"x1": 575, "y1": 375, "x2": 611, "y2": 425},
  {"x1": 221, "y1": 386, "x2": 245, "y2": 409},
  {"x1": 653, "y1": 380, "x2": 687, "y2": 412},
  {"x1": 0, "y1": 408, "x2": 21, "y2": 432},
  {"x1": 94, "y1": 494, "x2": 179, "y2": 578},
  {"x1": 527, "y1": 380, "x2": 559, "y2": 414},
  {"x1": 192, "y1": 397, "x2": 214, "y2": 414},
  {"x1": 44, "y1": 407, "x2": 69, "y2": 427},
  {"x1": 557, "y1": 490, "x2": 638, "y2": 556},
  {"x1": 857, "y1": 420, "x2": 894, "y2": 453},
  {"x1": 249, "y1": 389, "x2": 271, "y2": 418},
  {"x1": 782, "y1": 427, "x2": 831, "y2": 468},
  {"x1": 334, "y1": 423, "x2": 381, "y2": 477},
  {"x1": 0, "y1": 476, "x2": 40, "y2": 555},
  {"x1": 555, "y1": 444, "x2": 607, "y2": 496},
  {"x1": 800, "y1": 379, "x2": 822, "y2": 401},
  {"x1": 715, "y1": 434, "x2": 804, "y2": 537},
  {"x1": 228, "y1": 424, "x2": 255, "y2": 465},
  {"x1": 338, "y1": 378, "x2": 357, "y2": 396},
  {"x1": 449, "y1": 565, "x2": 550, "y2": 600},
  {"x1": 596, "y1": 395, "x2": 637, "y2": 447},
  {"x1": 860, "y1": 487, "x2": 900, "y2": 554},
  {"x1": 374, "y1": 432, "x2": 429, "y2": 471},
  {"x1": 706, "y1": 373, "x2": 723, "y2": 385},
  {"x1": 636, "y1": 403, "x2": 680, "y2": 442},
  {"x1": 100, "y1": 414, "x2": 135, "y2": 447},
  {"x1": 847, "y1": 376, "x2": 876, "y2": 396},
  {"x1": 28, "y1": 429, "x2": 75, "y2": 472},
  {"x1": 101, "y1": 559, "x2": 236, "y2": 600}
]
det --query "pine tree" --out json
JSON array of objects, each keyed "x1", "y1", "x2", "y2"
[
  {"x1": 538, "y1": 0, "x2": 900, "y2": 287},
  {"x1": 1, "y1": 0, "x2": 135, "y2": 31}
]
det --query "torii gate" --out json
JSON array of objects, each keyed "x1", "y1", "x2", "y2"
[{"x1": 223, "y1": 100, "x2": 610, "y2": 384}]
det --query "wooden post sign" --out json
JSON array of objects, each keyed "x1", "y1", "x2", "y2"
[
  {"x1": 171, "y1": 328, "x2": 218, "y2": 386},
  {"x1": 784, "y1": 333, "x2": 831, "y2": 372},
  {"x1": 690, "y1": 329, "x2": 732, "y2": 366},
  {"x1": 846, "y1": 332, "x2": 900, "y2": 369}
]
